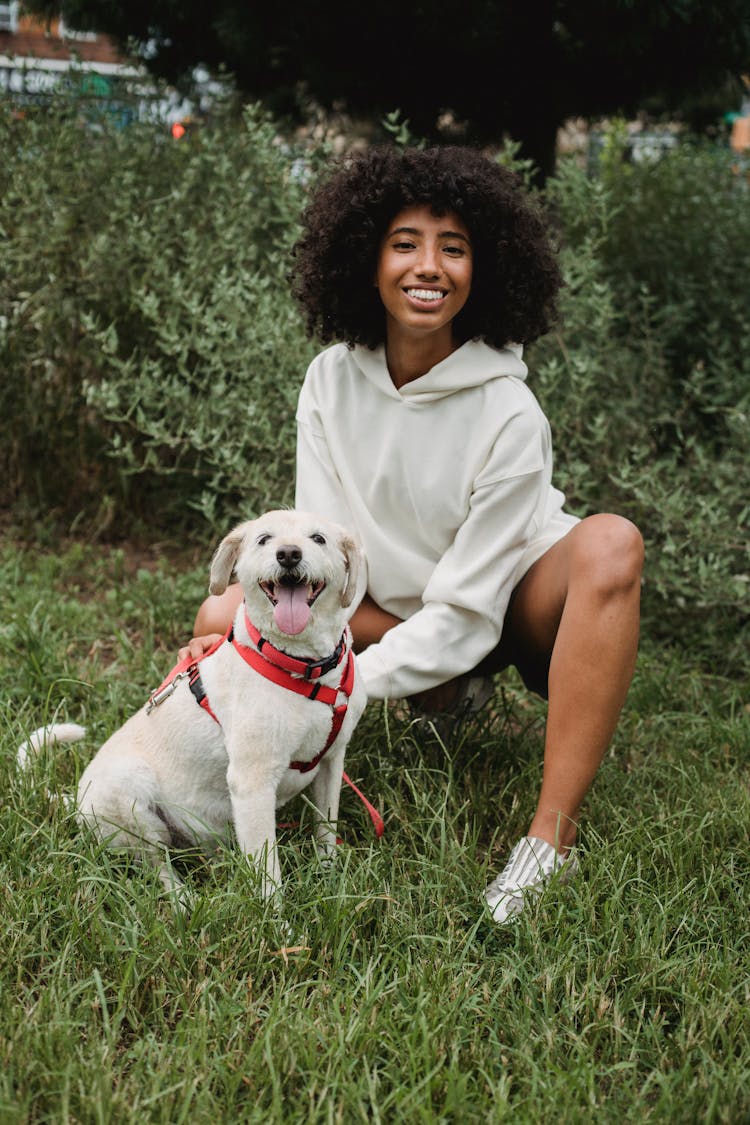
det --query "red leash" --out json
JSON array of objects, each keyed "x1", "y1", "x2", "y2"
[{"x1": 341, "y1": 771, "x2": 384, "y2": 837}]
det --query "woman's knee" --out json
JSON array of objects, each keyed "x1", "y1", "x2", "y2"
[{"x1": 571, "y1": 514, "x2": 644, "y2": 596}]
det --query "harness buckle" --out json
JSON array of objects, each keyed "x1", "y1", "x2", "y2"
[
  {"x1": 145, "y1": 670, "x2": 190, "y2": 715},
  {"x1": 303, "y1": 636, "x2": 345, "y2": 680}
]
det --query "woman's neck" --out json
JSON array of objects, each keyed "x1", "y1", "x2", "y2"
[{"x1": 385, "y1": 329, "x2": 460, "y2": 389}]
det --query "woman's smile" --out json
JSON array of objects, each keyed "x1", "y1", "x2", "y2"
[{"x1": 404, "y1": 286, "x2": 448, "y2": 304}]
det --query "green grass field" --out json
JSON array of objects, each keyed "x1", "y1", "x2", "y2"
[{"x1": 1, "y1": 537, "x2": 748, "y2": 1123}]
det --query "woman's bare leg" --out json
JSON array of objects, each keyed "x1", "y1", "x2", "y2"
[
  {"x1": 505, "y1": 513, "x2": 644, "y2": 851},
  {"x1": 194, "y1": 584, "x2": 243, "y2": 634}
]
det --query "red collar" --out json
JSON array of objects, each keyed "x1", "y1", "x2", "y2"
[{"x1": 239, "y1": 605, "x2": 348, "y2": 683}]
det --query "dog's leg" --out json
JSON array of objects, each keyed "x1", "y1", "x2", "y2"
[
  {"x1": 78, "y1": 763, "x2": 191, "y2": 911},
  {"x1": 81, "y1": 808, "x2": 191, "y2": 911},
  {"x1": 310, "y1": 753, "x2": 344, "y2": 863},
  {"x1": 227, "y1": 767, "x2": 281, "y2": 899}
]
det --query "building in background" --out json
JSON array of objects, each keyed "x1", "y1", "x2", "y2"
[{"x1": 0, "y1": 5, "x2": 197, "y2": 125}]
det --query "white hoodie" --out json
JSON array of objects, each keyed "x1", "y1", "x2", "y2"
[{"x1": 295, "y1": 340, "x2": 577, "y2": 699}]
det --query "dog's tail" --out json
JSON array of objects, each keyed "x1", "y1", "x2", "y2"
[{"x1": 17, "y1": 723, "x2": 87, "y2": 771}]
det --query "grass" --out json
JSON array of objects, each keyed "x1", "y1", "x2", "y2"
[{"x1": 1, "y1": 535, "x2": 749, "y2": 1123}]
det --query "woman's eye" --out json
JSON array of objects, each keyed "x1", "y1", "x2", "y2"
[{"x1": 310, "y1": 533, "x2": 326, "y2": 545}]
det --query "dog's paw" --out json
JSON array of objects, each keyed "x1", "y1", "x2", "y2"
[{"x1": 156, "y1": 864, "x2": 194, "y2": 914}]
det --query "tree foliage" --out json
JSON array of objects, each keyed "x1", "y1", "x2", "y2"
[
  {"x1": 22, "y1": 0, "x2": 750, "y2": 174},
  {"x1": 2, "y1": 101, "x2": 748, "y2": 666}
]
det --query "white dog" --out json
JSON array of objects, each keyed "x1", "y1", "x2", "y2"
[{"x1": 19, "y1": 511, "x2": 367, "y2": 905}]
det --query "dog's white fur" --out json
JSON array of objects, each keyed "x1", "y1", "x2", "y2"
[{"x1": 19, "y1": 511, "x2": 366, "y2": 904}]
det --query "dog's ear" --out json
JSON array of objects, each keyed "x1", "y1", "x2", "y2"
[
  {"x1": 209, "y1": 524, "x2": 248, "y2": 595},
  {"x1": 339, "y1": 534, "x2": 362, "y2": 608}
]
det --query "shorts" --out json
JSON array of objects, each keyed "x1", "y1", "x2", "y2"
[{"x1": 512, "y1": 509, "x2": 580, "y2": 588}]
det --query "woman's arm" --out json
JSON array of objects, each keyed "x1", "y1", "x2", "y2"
[
  {"x1": 349, "y1": 593, "x2": 401, "y2": 652},
  {"x1": 179, "y1": 583, "x2": 243, "y2": 661}
]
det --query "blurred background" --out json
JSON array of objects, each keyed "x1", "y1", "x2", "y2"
[{"x1": 1, "y1": 1, "x2": 748, "y2": 672}]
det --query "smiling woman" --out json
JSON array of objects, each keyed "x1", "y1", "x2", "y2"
[{"x1": 189, "y1": 145, "x2": 644, "y2": 929}]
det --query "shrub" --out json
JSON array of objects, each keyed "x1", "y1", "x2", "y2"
[
  {"x1": 0, "y1": 101, "x2": 316, "y2": 531},
  {"x1": 531, "y1": 144, "x2": 749, "y2": 668},
  {"x1": 597, "y1": 136, "x2": 750, "y2": 391}
]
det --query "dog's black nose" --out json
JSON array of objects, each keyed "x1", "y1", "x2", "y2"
[{"x1": 276, "y1": 545, "x2": 302, "y2": 569}]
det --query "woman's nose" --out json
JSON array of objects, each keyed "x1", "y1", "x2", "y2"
[{"x1": 415, "y1": 244, "x2": 440, "y2": 277}]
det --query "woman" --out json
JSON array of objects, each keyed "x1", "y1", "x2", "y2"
[{"x1": 188, "y1": 146, "x2": 644, "y2": 924}]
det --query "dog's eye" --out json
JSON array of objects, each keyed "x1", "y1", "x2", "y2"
[
  {"x1": 310, "y1": 533, "x2": 326, "y2": 545},
  {"x1": 257, "y1": 534, "x2": 271, "y2": 546}
]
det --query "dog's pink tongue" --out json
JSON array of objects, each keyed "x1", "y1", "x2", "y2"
[{"x1": 274, "y1": 585, "x2": 311, "y2": 635}]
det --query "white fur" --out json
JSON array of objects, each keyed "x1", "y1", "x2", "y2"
[
  {"x1": 19, "y1": 511, "x2": 366, "y2": 906},
  {"x1": 16, "y1": 723, "x2": 87, "y2": 771}
]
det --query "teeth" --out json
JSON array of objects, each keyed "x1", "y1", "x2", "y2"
[{"x1": 406, "y1": 288, "x2": 445, "y2": 302}]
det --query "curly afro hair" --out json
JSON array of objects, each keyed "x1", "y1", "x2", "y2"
[{"x1": 291, "y1": 145, "x2": 562, "y2": 350}]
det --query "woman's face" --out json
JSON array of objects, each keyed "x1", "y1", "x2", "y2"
[{"x1": 375, "y1": 205, "x2": 473, "y2": 349}]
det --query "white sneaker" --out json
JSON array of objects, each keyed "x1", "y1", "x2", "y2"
[
  {"x1": 484, "y1": 836, "x2": 579, "y2": 924},
  {"x1": 409, "y1": 675, "x2": 495, "y2": 738},
  {"x1": 456, "y1": 676, "x2": 495, "y2": 715}
]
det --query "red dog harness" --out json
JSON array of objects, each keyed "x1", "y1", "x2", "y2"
[
  {"x1": 146, "y1": 608, "x2": 384, "y2": 836},
  {"x1": 231, "y1": 607, "x2": 356, "y2": 773}
]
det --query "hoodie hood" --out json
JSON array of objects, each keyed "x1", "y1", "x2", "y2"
[{"x1": 353, "y1": 340, "x2": 527, "y2": 402}]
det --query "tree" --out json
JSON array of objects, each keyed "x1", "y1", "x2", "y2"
[{"x1": 22, "y1": 0, "x2": 750, "y2": 175}]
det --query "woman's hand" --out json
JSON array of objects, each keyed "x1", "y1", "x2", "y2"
[
  {"x1": 179, "y1": 583, "x2": 243, "y2": 662},
  {"x1": 178, "y1": 634, "x2": 223, "y2": 662}
]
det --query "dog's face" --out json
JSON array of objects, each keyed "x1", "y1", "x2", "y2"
[{"x1": 209, "y1": 511, "x2": 361, "y2": 643}]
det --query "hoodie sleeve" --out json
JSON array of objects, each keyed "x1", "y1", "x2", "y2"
[
  {"x1": 295, "y1": 414, "x2": 355, "y2": 531},
  {"x1": 354, "y1": 415, "x2": 550, "y2": 700}
]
